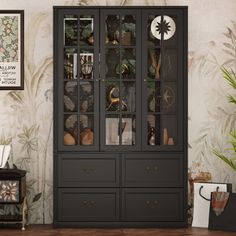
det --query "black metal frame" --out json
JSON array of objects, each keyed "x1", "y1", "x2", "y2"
[{"x1": 0, "y1": 10, "x2": 24, "y2": 90}]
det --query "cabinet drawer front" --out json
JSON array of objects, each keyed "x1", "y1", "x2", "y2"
[
  {"x1": 123, "y1": 188, "x2": 183, "y2": 221},
  {"x1": 58, "y1": 188, "x2": 119, "y2": 221},
  {"x1": 58, "y1": 154, "x2": 119, "y2": 187},
  {"x1": 124, "y1": 154, "x2": 183, "y2": 187}
]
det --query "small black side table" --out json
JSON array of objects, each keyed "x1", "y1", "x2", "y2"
[{"x1": 0, "y1": 169, "x2": 27, "y2": 230}]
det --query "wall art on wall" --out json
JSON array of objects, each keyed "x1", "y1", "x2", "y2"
[{"x1": 0, "y1": 10, "x2": 24, "y2": 90}]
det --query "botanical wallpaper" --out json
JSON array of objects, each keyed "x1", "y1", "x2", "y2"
[{"x1": 0, "y1": 0, "x2": 235, "y2": 224}]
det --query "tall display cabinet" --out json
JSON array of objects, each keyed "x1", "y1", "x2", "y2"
[{"x1": 53, "y1": 6, "x2": 188, "y2": 227}]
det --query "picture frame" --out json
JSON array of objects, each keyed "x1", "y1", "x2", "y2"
[{"x1": 0, "y1": 10, "x2": 24, "y2": 90}]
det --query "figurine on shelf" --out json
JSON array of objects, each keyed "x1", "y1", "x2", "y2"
[
  {"x1": 148, "y1": 127, "x2": 156, "y2": 145},
  {"x1": 80, "y1": 128, "x2": 94, "y2": 145},
  {"x1": 106, "y1": 86, "x2": 127, "y2": 111}
]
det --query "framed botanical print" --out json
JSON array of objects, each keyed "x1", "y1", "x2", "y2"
[{"x1": 0, "y1": 10, "x2": 24, "y2": 90}]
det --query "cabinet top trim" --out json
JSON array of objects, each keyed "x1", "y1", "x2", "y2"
[{"x1": 53, "y1": 6, "x2": 188, "y2": 9}]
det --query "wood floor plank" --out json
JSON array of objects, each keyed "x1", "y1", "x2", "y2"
[{"x1": 0, "y1": 225, "x2": 235, "y2": 236}]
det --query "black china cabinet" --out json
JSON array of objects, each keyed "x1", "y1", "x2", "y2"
[{"x1": 53, "y1": 6, "x2": 187, "y2": 227}]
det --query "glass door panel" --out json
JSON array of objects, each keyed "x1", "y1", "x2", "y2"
[
  {"x1": 106, "y1": 114, "x2": 119, "y2": 145},
  {"x1": 121, "y1": 114, "x2": 136, "y2": 145},
  {"x1": 105, "y1": 49, "x2": 120, "y2": 80},
  {"x1": 147, "y1": 114, "x2": 161, "y2": 146},
  {"x1": 143, "y1": 11, "x2": 180, "y2": 150},
  {"x1": 79, "y1": 15, "x2": 94, "y2": 46},
  {"x1": 121, "y1": 48, "x2": 136, "y2": 79},
  {"x1": 60, "y1": 10, "x2": 99, "y2": 151},
  {"x1": 79, "y1": 81, "x2": 94, "y2": 112},
  {"x1": 105, "y1": 15, "x2": 120, "y2": 45},
  {"x1": 79, "y1": 49, "x2": 94, "y2": 80},
  {"x1": 105, "y1": 81, "x2": 120, "y2": 112},
  {"x1": 148, "y1": 48, "x2": 161, "y2": 80},
  {"x1": 147, "y1": 81, "x2": 160, "y2": 113},
  {"x1": 79, "y1": 115, "x2": 94, "y2": 145},
  {"x1": 121, "y1": 81, "x2": 136, "y2": 112},
  {"x1": 161, "y1": 83, "x2": 176, "y2": 113},
  {"x1": 64, "y1": 15, "x2": 77, "y2": 46},
  {"x1": 162, "y1": 15, "x2": 177, "y2": 47},
  {"x1": 162, "y1": 49, "x2": 177, "y2": 81},
  {"x1": 147, "y1": 15, "x2": 161, "y2": 47},
  {"x1": 64, "y1": 48, "x2": 77, "y2": 80},
  {"x1": 121, "y1": 15, "x2": 136, "y2": 46},
  {"x1": 64, "y1": 81, "x2": 78, "y2": 112},
  {"x1": 64, "y1": 114, "x2": 78, "y2": 145},
  {"x1": 101, "y1": 9, "x2": 141, "y2": 151},
  {"x1": 161, "y1": 115, "x2": 177, "y2": 145}
]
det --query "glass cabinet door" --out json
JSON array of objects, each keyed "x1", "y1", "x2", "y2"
[
  {"x1": 100, "y1": 9, "x2": 141, "y2": 151},
  {"x1": 58, "y1": 9, "x2": 99, "y2": 151},
  {"x1": 142, "y1": 10, "x2": 184, "y2": 151}
]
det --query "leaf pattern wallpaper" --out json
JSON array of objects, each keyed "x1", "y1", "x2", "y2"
[{"x1": 0, "y1": 0, "x2": 235, "y2": 224}]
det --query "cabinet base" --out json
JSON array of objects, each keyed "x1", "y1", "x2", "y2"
[{"x1": 53, "y1": 221, "x2": 188, "y2": 228}]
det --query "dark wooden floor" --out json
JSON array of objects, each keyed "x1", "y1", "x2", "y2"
[{"x1": 0, "y1": 225, "x2": 236, "y2": 236}]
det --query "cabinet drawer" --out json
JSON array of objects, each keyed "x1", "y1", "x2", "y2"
[
  {"x1": 58, "y1": 153, "x2": 119, "y2": 187},
  {"x1": 123, "y1": 154, "x2": 183, "y2": 187},
  {"x1": 57, "y1": 188, "x2": 119, "y2": 221},
  {"x1": 122, "y1": 188, "x2": 183, "y2": 221}
]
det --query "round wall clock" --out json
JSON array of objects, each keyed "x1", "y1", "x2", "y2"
[{"x1": 151, "y1": 15, "x2": 176, "y2": 40}]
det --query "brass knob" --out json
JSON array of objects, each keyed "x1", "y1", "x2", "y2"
[
  {"x1": 90, "y1": 200, "x2": 96, "y2": 206},
  {"x1": 146, "y1": 200, "x2": 150, "y2": 205}
]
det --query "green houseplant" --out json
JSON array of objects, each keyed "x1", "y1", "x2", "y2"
[{"x1": 212, "y1": 67, "x2": 236, "y2": 171}]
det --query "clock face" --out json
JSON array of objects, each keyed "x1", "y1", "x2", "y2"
[{"x1": 151, "y1": 15, "x2": 176, "y2": 40}]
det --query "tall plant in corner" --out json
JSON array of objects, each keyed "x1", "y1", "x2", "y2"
[{"x1": 213, "y1": 67, "x2": 236, "y2": 171}]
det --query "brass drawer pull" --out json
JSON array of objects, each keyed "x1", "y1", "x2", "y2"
[
  {"x1": 145, "y1": 200, "x2": 151, "y2": 205},
  {"x1": 82, "y1": 167, "x2": 96, "y2": 174},
  {"x1": 145, "y1": 200, "x2": 158, "y2": 208},
  {"x1": 82, "y1": 200, "x2": 96, "y2": 208},
  {"x1": 90, "y1": 200, "x2": 96, "y2": 206},
  {"x1": 145, "y1": 166, "x2": 158, "y2": 173}
]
